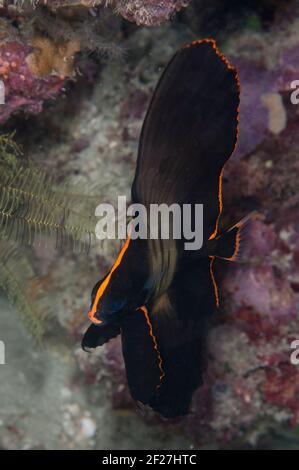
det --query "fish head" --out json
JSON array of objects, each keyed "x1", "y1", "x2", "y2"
[
  {"x1": 88, "y1": 273, "x2": 128, "y2": 324},
  {"x1": 88, "y1": 239, "x2": 150, "y2": 325}
]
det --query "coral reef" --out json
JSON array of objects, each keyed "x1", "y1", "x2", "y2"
[
  {"x1": 0, "y1": 40, "x2": 64, "y2": 123},
  {"x1": 14, "y1": 0, "x2": 190, "y2": 26},
  {"x1": 230, "y1": 43, "x2": 299, "y2": 158},
  {"x1": 0, "y1": 4, "x2": 121, "y2": 122},
  {"x1": 1, "y1": 0, "x2": 299, "y2": 451},
  {"x1": 0, "y1": 0, "x2": 189, "y2": 123}
]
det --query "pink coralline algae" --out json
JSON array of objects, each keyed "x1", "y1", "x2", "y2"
[
  {"x1": 0, "y1": 41, "x2": 65, "y2": 124},
  {"x1": 232, "y1": 43, "x2": 299, "y2": 159},
  {"x1": 263, "y1": 363, "x2": 299, "y2": 427},
  {"x1": 115, "y1": 0, "x2": 190, "y2": 26}
]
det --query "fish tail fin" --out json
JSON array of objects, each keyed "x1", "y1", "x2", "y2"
[{"x1": 208, "y1": 212, "x2": 256, "y2": 262}]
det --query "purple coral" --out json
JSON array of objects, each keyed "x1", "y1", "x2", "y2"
[
  {"x1": 227, "y1": 41, "x2": 299, "y2": 159},
  {"x1": 0, "y1": 41, "x2": 64, "y2": 124}
]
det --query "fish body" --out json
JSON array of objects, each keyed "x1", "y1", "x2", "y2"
[{"x1": 82, "y1": 39, "x2": 244, "y2": 418}]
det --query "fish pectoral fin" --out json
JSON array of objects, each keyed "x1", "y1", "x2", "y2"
[
  {"x1": 82, "y1": 322, "x2": 120, "y2": 351},
  {"x1": 208, "y1": 212, "x2": 257, "y2": 262}
]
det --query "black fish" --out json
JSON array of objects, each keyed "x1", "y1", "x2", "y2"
[{"x1": 82, "y1": 39, "x2": 245, "y2": 418}]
